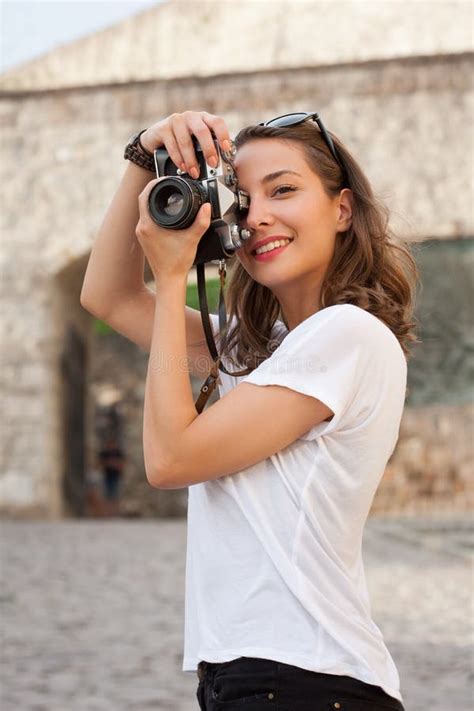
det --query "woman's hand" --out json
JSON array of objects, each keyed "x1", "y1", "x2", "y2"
[
  {"x1": 140, "y1": 110, "x2": 232, "y2": 178},
  {"x1": 135, "y1": 111, "x2": 233, "y2": 280},
  {"x1": 136, "y1": 178, "x2": 212, "y2": 282}
]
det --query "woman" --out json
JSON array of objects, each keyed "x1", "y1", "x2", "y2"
[
  {"x1": 98, "y1": 431, "x2": 124, "y2": 517},
  {"x1": 81, "y1": 111, "x2": 419, "y2": 710}
]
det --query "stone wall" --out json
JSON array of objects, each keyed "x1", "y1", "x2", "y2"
[
  {"x1": 377, "y1": 403, "x2": 473, "y2": 515},
  {"x1": 1, "y1": 0, "x2": 471, "y2": 91},
  {"x1": 0, "y1": 52, "x2": 472, "y2": 517}
]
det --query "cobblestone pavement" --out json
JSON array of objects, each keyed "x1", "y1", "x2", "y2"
[{"x1": 1, "y1": 513, "x2": 472, "y2": 711}]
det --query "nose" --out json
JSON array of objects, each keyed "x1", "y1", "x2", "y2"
[{"x1": 241, "y1": 195, "x2": 275, "y2": 233}]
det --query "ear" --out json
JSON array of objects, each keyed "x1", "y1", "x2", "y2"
[{"x1": 336, "y1": 188, "x2": 353, "y2": 231}]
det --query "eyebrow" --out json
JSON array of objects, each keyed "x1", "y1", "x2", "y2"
[{"x1": 261, "y1": 170, "x2": 303, "y2": 184}]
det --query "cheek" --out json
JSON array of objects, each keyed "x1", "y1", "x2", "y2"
[
  {"x1": 235, "y1": 250, "x2": 253, "y2": 274},
  {"x1": 235, "y1": 249, "x2": 246, "y2": 265}
]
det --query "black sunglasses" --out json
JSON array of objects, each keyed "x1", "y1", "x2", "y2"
[{"x1": 258, "y1": 112, "x2": 348, "y2": 185}]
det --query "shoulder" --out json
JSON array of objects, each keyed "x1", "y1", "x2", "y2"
[
  {"x1": 283, "y1": 304, "x2": 406, "y2": 370},
  {"x1": 335, "y1": 304, "x2": 404, "y2": 355},
  {"x1": 275, "y1": 304, "x2": 377, "y2": 346},
  {"x1": 303, "y1": 304, "x2": 401, "y2": 346},
  {"x1": 303, "y1": 303, "x2": 384, "y2": 329},
  {"x1": 327, "y1": 305, "x2": 407, "y2": 377}
]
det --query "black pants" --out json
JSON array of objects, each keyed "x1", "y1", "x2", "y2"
[{"x1": 196, "y1": 656, "x2": 405, "y2": 710}]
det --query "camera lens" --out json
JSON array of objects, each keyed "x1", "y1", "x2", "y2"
[
  {"x1": 148, "y1": 177, "x2": 206, "y2": 229},
  {"x1": 160, "y1": 191, "x2": 184, "y2": 216}
]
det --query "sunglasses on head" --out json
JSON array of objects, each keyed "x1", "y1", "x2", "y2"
[{"x1": 258, "y1": 111, "x2": 348, "y2": 185}]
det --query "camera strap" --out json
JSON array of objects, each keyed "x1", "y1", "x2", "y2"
[{"x1": 194, "y1": 260, "x2": 252, "y2": 414}]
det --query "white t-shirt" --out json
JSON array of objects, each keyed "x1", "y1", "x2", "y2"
[{"x1": 182, "y1": 304, "x2": 407, "y2": 703}]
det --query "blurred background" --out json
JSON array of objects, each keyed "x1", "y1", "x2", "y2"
[{"x1": 0, "y1": 1, "x2": 472, "y2": 710}]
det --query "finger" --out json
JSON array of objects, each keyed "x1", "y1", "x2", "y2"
[
  {"x1": 171, "y1": 114, "x2": 199, "y2": 177},
  {"x1": 138, "y1": 178, "x2": 164, "y2": 219},
  {"x1": 193, "y1": 202, "x2": 212, "y2": 233},
  {"x1": 138, "y1": 177, "x2": 161, "y2": 204},
  {"x1": 199, "y1": 202, "x2": 212, "y2": 221},
  {"x1": 160, "y1": 126, "x2": 186, "y2": 171},
  {"x1": 185, "y1": 113, "x2": 219, "y2": 168},
  {"x1": 190, "y1": 201, "x2": 211, "y2": 228},
  {"x1": 201, "y1": 113, "x2": 232, "y2": 153}
]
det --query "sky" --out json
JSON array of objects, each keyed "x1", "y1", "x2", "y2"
[{"x1": 0, "y1": 0, "x2": 163, "y2": 73}]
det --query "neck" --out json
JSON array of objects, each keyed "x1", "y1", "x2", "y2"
[{"x1": 274, "y1": 280, "x2": 322, "y2": 331}]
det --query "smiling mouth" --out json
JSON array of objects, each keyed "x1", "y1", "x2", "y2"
[{"x1": 251, "y1": 238, "x2": 294, "y2": 256}]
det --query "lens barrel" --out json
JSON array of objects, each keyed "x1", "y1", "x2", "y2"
[{"x1": 148, "y1": 177, "x2": 207, "y2": 230}]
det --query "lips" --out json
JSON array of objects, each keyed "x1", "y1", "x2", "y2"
[{"x1": 250, "y1": 236, "x2": 294, "y2": 255}]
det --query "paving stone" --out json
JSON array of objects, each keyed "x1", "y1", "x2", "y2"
[{"x1": 0, "y1": 515, "x2": 471, "y2": 711}]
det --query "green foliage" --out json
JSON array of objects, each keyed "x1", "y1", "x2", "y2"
[
  {"x1": 186, "y1": 278, "x2": 220, "y2": 312},
  {"x1": 93, "y1": 318, "x2": 113, "y2": 335}
]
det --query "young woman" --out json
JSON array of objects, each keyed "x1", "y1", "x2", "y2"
[{"x1": 81, "y1": 111, "x2": 419, "y2": 710}]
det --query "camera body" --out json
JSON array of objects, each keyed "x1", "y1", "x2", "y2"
[{"x1": 148, "y1": 137, "x2": 251, "y2": 265}]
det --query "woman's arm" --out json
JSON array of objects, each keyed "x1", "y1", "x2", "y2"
[
  {"x1": 81, "y1": 111, "x2": 230, "y2": 319},
  {"x1": 142, "y1": 276, "x2": 200, "y2": 481},
  {"x1": 80, "y1": 161, "x2": 151, "y2": 318},
  {"x1": 144, "y1": 276, "x2": 332, "y2": 489}
]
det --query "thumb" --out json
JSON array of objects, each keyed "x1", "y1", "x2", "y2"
[
  {"x1": 191, "y1": 202, "x2": 211, "y2": 239},
  {"x1": 199, "y1": 202, "x2": 212, "y2": 223}
]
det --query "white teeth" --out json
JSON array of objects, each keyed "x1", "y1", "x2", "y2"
[{"x1": 254, "y1": 239, "x2": 291, "y2": 255}]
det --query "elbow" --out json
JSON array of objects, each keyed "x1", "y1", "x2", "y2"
[
  {"x1": 79, "y1": 290, "x2": 90, "y2": 311},
  {"x1": 146, "y1": 467, "x2": 166, "y2": 489},
  {"x1": 79, "y1": 282, "x2": 108, "y2": 319},
  {"x1": 80, "y1": 291, "x2": 100, "y2": 317},
  {"x1": 145, "y1": 454, "x2": 180, "y2": 490}
]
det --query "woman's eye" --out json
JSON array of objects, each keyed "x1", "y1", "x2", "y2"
[{"x1": 272, "y1": 185, "x2": 297, "y2": 196}]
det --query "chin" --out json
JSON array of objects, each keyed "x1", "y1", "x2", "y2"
[{"x1": 255, "y1": 271, "x2": 299, "y2": 291}]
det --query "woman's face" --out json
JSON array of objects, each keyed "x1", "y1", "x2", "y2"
[{"x1": 233, "y1": 138, "x2": 350, "y2": 294}]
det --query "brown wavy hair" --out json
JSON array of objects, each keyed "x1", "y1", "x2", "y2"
[{"x1": 217, "y1": 121, "x2": 421, "y2": 373}]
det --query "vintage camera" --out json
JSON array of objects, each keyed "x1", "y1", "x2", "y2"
[{"x1": 147, "y1": 136, "x2": 251, "y2": 265}]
